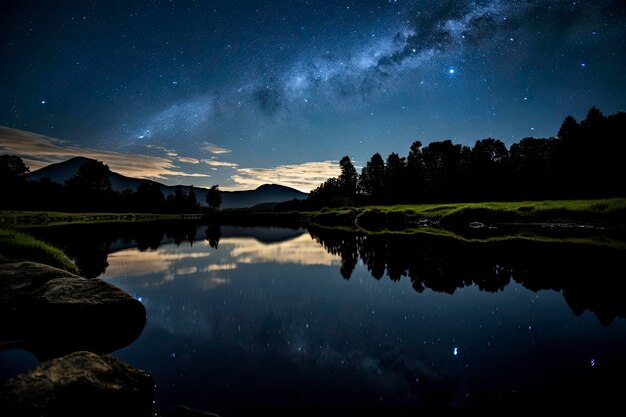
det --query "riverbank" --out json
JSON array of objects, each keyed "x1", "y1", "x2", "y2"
[
  {"x1": 2, "y1": 198, "x2": 625, "y2": 250},
  {"x1": 302, "y1": 198, "x2": 626, "y2": 230},
  {"x1": 0, "y1": 211, "x2": 203, "y2": 227},
  {"x1": 3, "y1": 198, "x2": 624, "y2": 229}
]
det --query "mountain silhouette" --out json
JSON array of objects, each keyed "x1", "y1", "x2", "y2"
[{"x1": 27, "y1": 157, "x2": 308, "y2": 209}]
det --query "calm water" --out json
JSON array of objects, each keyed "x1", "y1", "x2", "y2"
[{"x1": 3, "y1": 223, "x2": 626, "y2": 415}]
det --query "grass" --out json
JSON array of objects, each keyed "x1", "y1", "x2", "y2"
[
  {"x1": 0, "y1": 228, "x2": 79, "y2": 273},
  {"x1": 1, "y1": 199, "x2": 624, "y2": 250},
  {"x1": 0, "y1": 211, "x2": 204, "y2": 227},
  {"x1": 305, "y1": 198, "x2": 626, "y2": 228},
  {"x1": 367, "y1": 226, "x2": 626, "y2": 249},
  {"x1": 364, "y1": 198, "x2": 626, "y2": 221},
  {"x1": 301, "y1": 198, "x2": 626, "y2": 248}
]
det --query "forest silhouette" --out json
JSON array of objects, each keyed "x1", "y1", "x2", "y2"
[
  {"x1": 1, "y1": 106, "x2": 624, "y2": 212},
  {"x1": 303, "y1": 107, "x2": 626, "y2": 208}
]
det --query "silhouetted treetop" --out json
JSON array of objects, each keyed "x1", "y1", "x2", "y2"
[
  {"x1": 558, "y1": 115, "x2": 579, "y2": 139},
  {"x1": 0, "y1": 154, "x2": 29, "y2": 180},
  {"x1": 206, "y1": 184, "x2": 222, "y2": 211},
  {"x1": 338, "y1": 156, "x2": 358, "y2": 197},
  {"x1": 359, "y1": 153, "x2": 385, "y2": 200},
  {"x1": 307, "y1": 106, "x2": 626, "y2": 205}
]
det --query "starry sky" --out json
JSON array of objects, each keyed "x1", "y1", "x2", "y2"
[{"x1": 1, "y1": 0, "x2": 625, "y2": 191}]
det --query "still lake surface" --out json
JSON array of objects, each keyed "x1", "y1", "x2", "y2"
[{"x1": 3, "y1": 223, "x2": 626, "y2": 415}]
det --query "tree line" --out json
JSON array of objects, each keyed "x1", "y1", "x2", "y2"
[
  {"x1": 303, "y1": 107, "x2": 626, "y2": 208},
  {"x1": 0, "y1": 157, "x2": 222, "y2": 213},
  {"x1": 2, "y1": 106, "x2": 624, "y2": 213}
]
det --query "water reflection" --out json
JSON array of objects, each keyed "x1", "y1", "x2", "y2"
[
  {"x1": 104, "y1": 231, "x2": 340, "y2": 286},
  {"x1": 27, "y1": 222, "x2": 626, "y2": 325},
  {"x1": 309, "y1": 227, "x2": 626, "y2": 325},
  {"x1": 15, "y1": 223, "x2": 626, "y2": 415}
]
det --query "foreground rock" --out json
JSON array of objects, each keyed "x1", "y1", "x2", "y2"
[
  {"x1": 0, "y1": 261, "x2": 146, "y2": 360},
  {"x1": 0, "y1": 351, "x2": 154, "y2": 417}
]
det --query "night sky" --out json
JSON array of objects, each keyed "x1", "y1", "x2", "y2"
[{"x1": 1, "y1": 0, "x2": 625, "y2": 191}]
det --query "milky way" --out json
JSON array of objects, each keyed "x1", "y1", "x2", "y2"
[{"x1": 1, "y1": 0, "x2": 624, "y2": 189}]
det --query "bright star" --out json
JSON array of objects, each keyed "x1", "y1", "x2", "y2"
[
  {"x1": 41, "y1": 100, "x2": 46, "y2": 104},
  {"x1": 449, "y1": 68, "x2": 455, "y2": 74}
]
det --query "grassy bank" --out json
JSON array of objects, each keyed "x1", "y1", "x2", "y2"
[
  {"x1": 0, "y1": 229, "x2": 78, "y2": 273},
  {"x1": 0, "y1": 211, "x2": 204, "y2": 227},
  {"x1": 299, "y1": 198, "x2": 626, "y2": 249},
  {"x1": 3, "y1": 199, "x2": 624, "y2": 231},
  {"x1": 305, "y1": 198, "x2": 626, "y2": 230}
]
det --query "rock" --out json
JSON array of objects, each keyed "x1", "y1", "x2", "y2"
[
  {"x1": 0, "y1": 351, "x2": 154, "y2": 417},
  {"x1": 0, "y1": 261, "x2": 78, "y2": 304},
  {"x1": 0, "y1": 262, "x2": 146, "y2": 360}
]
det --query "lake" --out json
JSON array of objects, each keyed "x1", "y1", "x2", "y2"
[{"x1": 3, "y1": 223, "x2": 626, "y2": 415}]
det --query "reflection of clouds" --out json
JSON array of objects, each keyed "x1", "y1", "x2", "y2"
[
  {"x1": 104, "y1": 232, "x2": 341, "y2": 286},
  {"x1": 223, "y1": 234, "x2": 341, "y2": 266},
  {"x1": 203, "y1": 263, "x2": 238, "y2": 272},
  {"x1": 201, "y1": 277, "x2": 230, "y2": 291},
  {"x1": 175, "y1": 266, "x2": 198, "y2": 275},
  {"x1": 104, "y1": 248, "x2": 211, "y2": 280}
]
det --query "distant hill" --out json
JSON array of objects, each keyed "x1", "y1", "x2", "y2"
[{"x1": 27, "y1": 156, "x2": 308, "y2": 209}]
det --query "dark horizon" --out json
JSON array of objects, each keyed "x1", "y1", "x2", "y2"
[{"x1": 2, "y1": 105, "x2": 624, "y2": 214}]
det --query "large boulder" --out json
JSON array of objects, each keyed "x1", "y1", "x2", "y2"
[
  {"x1": 0, "y1": 261, "x2": 78, "y2": 303},
  {"x1": 0, "y1": 351, "x2": 154, "y2": 417},
  {"x1": 0, "y1": 262, "x2": 146, "y2": 360}
]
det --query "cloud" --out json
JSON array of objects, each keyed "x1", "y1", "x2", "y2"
[
  {"x1": 0, "y1": 126, "x2": 209, "y2": 180},
  {"x1": 146, "y1": 144, "x2": 178, "y2": 157},
  {"x1": 202, "y1": 158, "x2": 239, "y2": 168},
  {"x1": 226, "y1": 160, "x2": 339, "y2": 192},
  {"x1": 177, "y1": 156, "x2": 200, "y2": 164},
  {"x1": 201, "y1": 142, "x2": 232, "y2": 154}
]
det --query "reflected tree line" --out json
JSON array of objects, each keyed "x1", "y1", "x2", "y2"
[
  {"x1": 27, "y1": 223, "x2": 626, "y2": 325},
  {"x1": 309, "y1": 227, "x2": 626, "y2": 325},
  {"x1": 29, "y1": 220, "x2": 211, "y2": 278}
]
